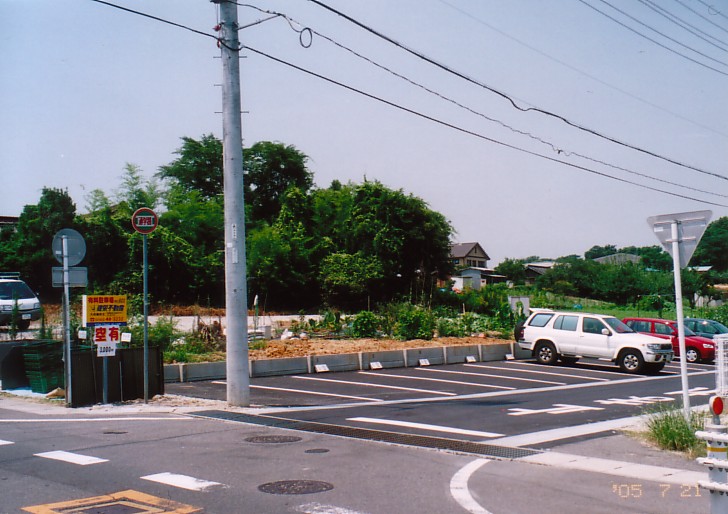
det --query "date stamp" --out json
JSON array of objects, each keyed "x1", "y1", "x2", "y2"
[{"x1": 612, "y1": 482, "x2": 702, "y2": 499}]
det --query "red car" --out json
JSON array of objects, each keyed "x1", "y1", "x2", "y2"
[{"x1": 622, "y1": 317, "x2": 715, "y2": 363}]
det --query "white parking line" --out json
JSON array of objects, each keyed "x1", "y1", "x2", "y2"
[
  {"x1": 35, "y1": 450, "x2": 108, "y2": 466},
  {"x1": 498, "y1": 361, "x2": 623, "y2": 377},
  {"x1": 347, "y1": 417, "x2": 504, "y2": 438},
  {"x1": 358, "y1": 371, "x2": 516, "y2": 391},
  {"x1": 252, "y1": 384, "x2": 382, "y2": 402},
  {"x1": 294, "y1": 375, "x2": 456, "y2": 396},
  {"x1": 466, "y1": 363, "x2": 610, "y2": 381},
  {"x1": 415, "y1": 367, "x2": 566, "y2": 385},
  {"x1": 141, "y1": 472, "x2": 225, "y2": 491},
  {"x1": 0, "y1": 439, "x2": 14, "y2": 446}
]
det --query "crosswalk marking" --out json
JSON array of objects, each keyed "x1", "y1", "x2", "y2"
[
  {"x1": 141, "y1": 472, "x2": 225, "y2": 491},
  {"x1": 35, "y1": 450, "x2": 108, "y2": 465}
]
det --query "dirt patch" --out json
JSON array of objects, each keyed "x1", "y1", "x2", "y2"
[{"x1": 248, "y1": 336, "x2": 511, "y2": 360}]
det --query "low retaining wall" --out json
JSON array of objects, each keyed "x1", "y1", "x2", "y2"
[{"x1": 164, "y1": 342, "x2": 518, "y2": 382}]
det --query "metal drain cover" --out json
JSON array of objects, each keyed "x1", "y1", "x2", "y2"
[
  {"x1": 304, "y1": 448, "x2": 330, "y2": 454},
  {"x1": 245, "y1": 435, "x2": 302, "y2": 444},
  {"x1": 258, "y1": 480, "x2": 334, "y2": 495}
]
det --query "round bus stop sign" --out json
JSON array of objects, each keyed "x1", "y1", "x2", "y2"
[{"x1": 131, "y1": 207, "x2": 158, "y2": 235}]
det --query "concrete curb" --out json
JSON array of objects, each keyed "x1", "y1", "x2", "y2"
[{"x1": 164, "y1": 342, "x2": 522, "y2": 382}]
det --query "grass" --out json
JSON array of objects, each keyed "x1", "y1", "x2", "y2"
[{"x1": 642, "y1": 404, "x2": 707, "y2": 459}]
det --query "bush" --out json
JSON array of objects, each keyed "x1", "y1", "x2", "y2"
[
  {"x1": 351, "y1": 311, "x2": 380, "y2": 338},
  {"x1": 394, "y1": 306, "x2": 435, "y2": 340},
  {"x1": 125, "y1": 315, "x2": 181, "y2": 351},
  {"x1": 644, "y1": 405, "x2": 705, "y2": 457}
]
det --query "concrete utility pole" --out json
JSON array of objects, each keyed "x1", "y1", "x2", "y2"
[{"x1": 214, "y1": 0, "x2": 249, "y2": 406}]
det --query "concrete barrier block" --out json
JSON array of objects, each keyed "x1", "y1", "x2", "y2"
[
  {"x1": 480, "y1": 343, "x2": 510, "y2": 361},
  {"x1": 163, "y1": 363, "x2": 183, "y2": 383},
  {"x1": 183, "y1": 361, "x2": 227, "y2": 382},
  {"x1": 445, "y1": 345, "x2": 481, "y2": 364},
  {"x1": 405, "y1": 346, "x2": 445, "y2": 367},
  {"x1": 311, "y1": 353, "x2": 360, "y2": 373},
  {"x1": 250, "y1": 356, "x2": 309, "y2": 378},
  {"x1": 361, "y1": 350, "x2": 406, "y2": 369}
]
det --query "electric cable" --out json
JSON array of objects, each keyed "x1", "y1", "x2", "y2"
[
  {"x1": 308, "y1": 0, "x2": 728, "y2": 181},
  {"x1": 243, "y1": 44, "x2": 728, "y2": 208},
  {"x1": 674, "y1": 0, "x2": 728, "y2": 36},
  {"x1": 638, "y1": 0, "x2": 728, "y2": 52}
]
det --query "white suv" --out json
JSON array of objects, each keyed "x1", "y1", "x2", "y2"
[
  {"x1": 516, "y1": 309, "x2": 674, "y2": 374},
  {"x1": 0, "y1": 273, "x2": 41, "y2": 330}
]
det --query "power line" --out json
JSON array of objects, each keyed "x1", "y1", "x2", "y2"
[
  {"x1": 576, "y1": 0, "x2": 728, "y2": 74},
  {"x1": 437, "y1": 0, "x2": 727, "y2": 140},
  {"x1": 271, "y1": 14, "x2": 726, "y2": 199},
  {"x1": 638, "y1": 0, "x2": 728, "y2": 52},
  {"x1": 674, "y1": 0, "x2": 728, "y2": 37},
  {"x1": 696, "y1": 0, "x2": 728, "y2": 23},
  {"x1": 243, "y1": 44, "x2": 728, "y2": 208},
  {"x1": 308, "y1": 0, "x2": 728, "y2": 182}
]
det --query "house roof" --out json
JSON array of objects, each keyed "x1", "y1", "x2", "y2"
[
  {"x1": 450, "y1": 242, "x2": 490, "y2": 260},
  {"x1": 593, "y1": 253, "x2": 641, "y2": 265}
]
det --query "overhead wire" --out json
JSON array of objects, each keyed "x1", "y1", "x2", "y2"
[
  {"x1": 437, "y1": 0, "x2": 727, "y2": 140},
  {"x1": 308, "y1": 0, "x2": 728, "y2": 182},
  {"x1": 575, "y1": 0, "x2": 728, "y2": 75},
  {"x1": 638, "y1": 0, "x2": 728, "y2": 52},
  {"x1": 89, "y1": 0, "x2": 728, "y2": 204},
  {"x1": 674, "y1": 0, "x2": 728, "y2": 37},
  {"x1": 242, "y1": 44, "x2": 728, "y2": 208},
  {"x1": 263, "y1": 9, "x2": 726, "y2": 199},
  {"x1": 696, "y1": 0, "x2": 728, "y2": 23}
]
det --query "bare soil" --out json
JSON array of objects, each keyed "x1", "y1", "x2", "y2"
[{"x1": 247, "y1": 336, "x2": 511, "y2": 360}]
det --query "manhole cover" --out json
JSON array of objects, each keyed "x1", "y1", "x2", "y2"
[
  {"x1": 304, "y1": 448, "x2": 330, "y2": 454},
  {"x1": 103, "y1": 431, "x2": 128, "y2": 435},
  {"x1": 258, "y1": 480, "x2": 334, "y2": 495},
  {"x1": 245, "y1": 435, "x2": 302, "y2": 444}
]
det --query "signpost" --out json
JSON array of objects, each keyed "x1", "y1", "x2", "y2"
[
  {"x1": 52, "y1": 229, "x2": 86, "y2": 407},
  {"x1": 647, "y1": 210, "x2": 711, "y2": 420},
  {"x1": 132, "y1": 207, "x2": 158, "y2": 403}
]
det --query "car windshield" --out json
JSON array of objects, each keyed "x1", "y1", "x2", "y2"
[
  {"x1": 682, "y1": 325, "x2": 697, "y2": 336},
  {"x1": 0, "y1": 281, "x2": 35, "y2": 300},
  {"x1": 604, "y1": 317, "x2": 634, "y2": 333},
  {"x1": 715, "y1": 322, "x2": 728, "y2": 334}
]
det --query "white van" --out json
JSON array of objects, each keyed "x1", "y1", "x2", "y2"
[{"x1": 0, "y1": 273, "x2": 41, "y2": 330}]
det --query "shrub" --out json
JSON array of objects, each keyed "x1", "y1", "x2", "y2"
[
  {"x1": 125, "y1": 315, "x2": 181, "y2": 351},
  {"x1": 351, "y1": 310, "x2": 380, "y2": 338},
  {"x1": 394, "y1": 306, "x2": 435, "y2": 340}
]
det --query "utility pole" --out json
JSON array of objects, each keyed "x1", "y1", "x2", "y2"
[{"x1": 213, "y1": 0, "x2": 249, "y2": 406}]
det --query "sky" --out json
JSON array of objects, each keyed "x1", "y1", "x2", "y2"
[{"x1": 2, "y1": 0, "x2": 727, "y2": 266}]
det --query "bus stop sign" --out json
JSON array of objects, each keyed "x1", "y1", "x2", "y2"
[{"x1": 132, "y1": 207, "x2": 158, "y2": 235}]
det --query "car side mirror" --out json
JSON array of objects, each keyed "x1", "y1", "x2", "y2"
[{"x1": 601, "y1": 328, "x2": 611, "y2": 336}]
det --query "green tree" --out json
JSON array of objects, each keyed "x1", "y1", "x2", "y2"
[
  {"x1": 157, "y1": 134, "x2": 223, "y2": 200},
  {"x1": 693, "y1": 216, "x2": 728, "y2": 272},
  {"x1": 495, "y1": 258, "x2": 527, "y2": 284},
  {"x1": 115, "y1": 163, "x2": 161, "y2": 213},
  {"x1": 584, "y1": 244, "x2": 617, "y2": 259}
]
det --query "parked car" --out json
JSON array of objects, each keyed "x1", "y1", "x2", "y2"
[
  {"x1": 0, "y1": 272, "x2": 41, "y2": 330},
  {"x1": 516, "y1": 309, "x2": 674, "y2": 374},
  {"x1": 684, "y1": 318, "x2": 728, "y2": 340},
  {"x1": 622, "y1": 317, "x2": 714, "y2": 363}
]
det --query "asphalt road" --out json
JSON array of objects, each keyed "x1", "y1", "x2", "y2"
[{"x1": 0, "y1": 357, "x2": 717, "y2": 514}]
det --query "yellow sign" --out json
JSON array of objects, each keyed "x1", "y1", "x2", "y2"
[{"x1": 83, "y1": 295, "x2": 128, "y2": 324}]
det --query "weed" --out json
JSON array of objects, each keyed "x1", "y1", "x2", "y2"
[{"x1": 644, "y1": 404, "x2": 706, "y2": 458}]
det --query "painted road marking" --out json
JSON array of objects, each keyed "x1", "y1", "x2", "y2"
[
  {"x1": 141, "y1": 472, "x2": 225, "y2": 491},
  {"x1": 467, "y1": 363, "x2": 610, "y2": 382},
  {"x1": 497, "y1": 361, "x2": 621, "y2": 378},
  {"x1": 450, "y1": 459, "x2": 493, "y2": 514},
  {"x1": 595, "y1": 395, "x2": 674, "y2": 406},
  {"x1": 35, "y1": 450, "x2": 108, "y2": 466},
  {"x1": 22, "y1": 489, "x2": 202, "y2": 513},
  {"x1": 508, "y1": 403, "x2": 604, "y2": 416},
  {"x1": 214, "y1": 380, "x2": 381, "y2": 402},
  {"x1": 294, "y1": 503, "x2": 370, "y2": 514},
  {"x1": 0, "y1": 439, "x2": 14, "y2": 446},
  {"x1": 416, "y1": 366, "x2": 567, "y2": 385},
  {"x1": 294, "y1": 375, "x2": 456, "y2": 396},
  {"x1": 665, "y1": 386, "x2": 714, "y2": 396},
  {"x1": 358, "y1": 371, "x2": 516, "y2": 391},
  {"x1": 347, "y1": 417, "x2": 504, "y2": 438}
]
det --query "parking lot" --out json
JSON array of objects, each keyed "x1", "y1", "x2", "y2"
[{"x1": 169, "y1": 357, "x2": 716, "y2": 449}]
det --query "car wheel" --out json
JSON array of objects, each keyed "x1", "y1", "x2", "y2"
[
  {"x1": 685, "y1": 347, "x2": 700, "y2": 363},
  {"x1": 18, "y1": 320, "x2": 30, "y2": 331},
  {"x1": 535, "y1": 342, "x2": 558, "y2": 365},
  {"x1": 618, "y1": 349, "x2": 645, "y2": 374},
  {"x1": 644, "y1": 362, "x2": 665, "y2": 374},
  {"x1": 560, "y1": 356, "x2": 580, "y2": 365}
]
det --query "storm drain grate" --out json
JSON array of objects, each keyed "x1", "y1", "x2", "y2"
[
  {"x1": 245, "y1": 435, "x2": 302, "y2": 444},
  {"x1": 192, "y1": 410, "x2": 540, "y2": 460},
  {"x1": 258, "y1": 480, "x2": 334, "y2": 495}
]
